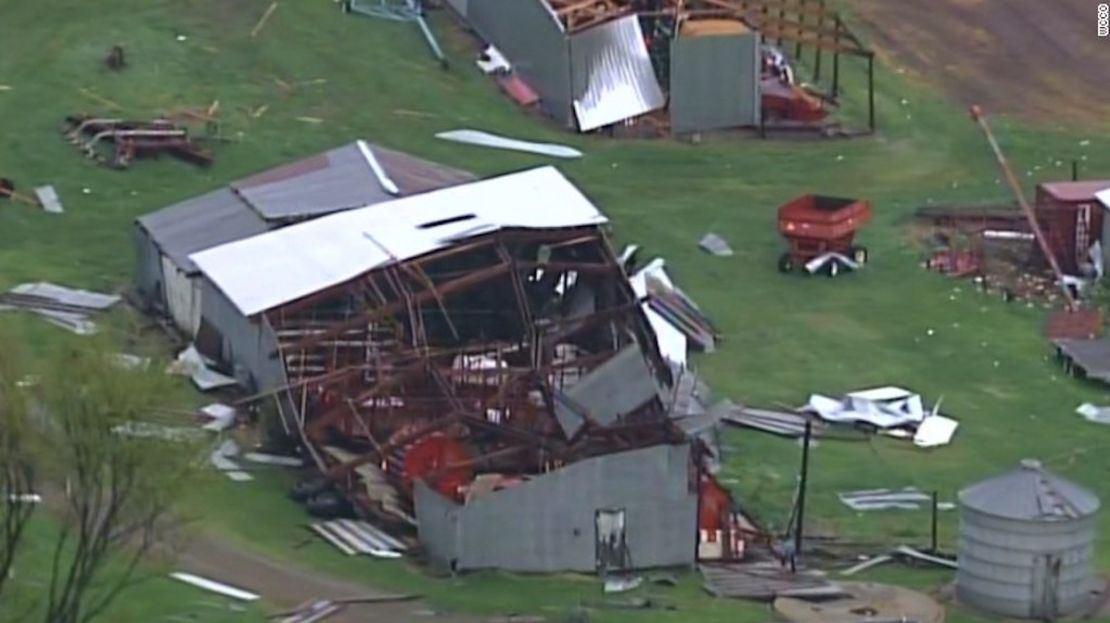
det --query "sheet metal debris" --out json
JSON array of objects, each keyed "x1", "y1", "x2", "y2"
[
  {"x1": 243, "y1": 452, "x2": 303, "y2": 467},
  {"x1": 571, "y1": 15, "x2": 665, "y2": 132},
  {"x1": 476, "y1": 45, "x2": 510, "y2": 74},
  {"x1": 0, "y1": 282, "x2": 120, "y2": 335},
  {"x1": 893, "y1": 545, "x2": 957, "y2": 569},
  {"x1": 912, "y1": 414, "x2": 958, "y2": 447},
  {"x1": 604, "y1": 576, "x2": 644, "y2": 593},
  {"x1": 170, "y1": 572, "x2": 260, "y2": 602},
  {"x1": 839, "y1": 554, "x2": 895, "y2": 576},
  {"x1": 699, "y1": 233, "x2": 734, "y2": 257},
  {"x1": 108, "y1": 353, "x2": 151, "y2": 371},
  {"x1": 311, "y1": 519, "x2": 406, "y2": 558},
  {"x1": 629, "y1": 258, "x2": 717, "y2": 353},
  {"x1": 200, "y1": 403, "x2": 237, "y2": 432},
  {"x1": 112, "y1": 421, "x2": 204, "y2": 442},
  {"x1": 34, "y1": 185, "x2": 63, "y2": 213},
  {"x1": 838, "y1": 488, "x2": 933, "y2": 512},
  {"x1": 1076, "y1": 403, "x2": 1110, "y2": 424},
  {"x1": 278, "y1": 599, "x2": 343, "y2": 623},
  {"x1": 718, "y1": 403, "x2": 816, "y2": 438},
  {"x1": 210, "y1": 439, "x2": 253, "y2": 482},
  {"x1": 700, "y1": 562, "x2": 845, "y2": 601},
  {"x1": 169, "y1": 344, "x2": 239, "y2": 391},
  {"x1": 435, "y1": 130, "x2": 583, "y2": 159}
]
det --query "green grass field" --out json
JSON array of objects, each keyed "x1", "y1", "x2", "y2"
[{"x1": 3, "y1": 0, "x2": 1110, "y2": 621}]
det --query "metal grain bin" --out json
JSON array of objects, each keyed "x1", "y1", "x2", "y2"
[{"x1": 957, "y1": 460, "x2": 1100, "y2": 619}]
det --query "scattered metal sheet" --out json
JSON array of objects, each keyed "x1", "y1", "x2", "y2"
[
  {"x1": 9, "y1": 282, "x2": 120, "y2": 309},
  {"x1": 700, "y1": 562, "x2": 844, "y2": 601},
  {"x1": 840, "y1": 554, "x2": 894, "y2": 576},
  {"x1": 838, "y1": 488, "x2": 932, "y2": 511},
  {"x1": 311, "y1": 519, "x2": 405, "y2": 558},
  {"x1": 805, "y1": 387, "x2": 931, "y2": 430},
  {"x1": 699, "y1": 233, "x2": 734, "y2": 257},
  {"x1": 476, "y1": 45, "x2": 510, "y2": 74},
  {"x1": 169, "y1": 344, "x2": 239, "y2": 391},
  {"x1": 278, "y1": 599, "x2": 343, "y2": 623},
  {"x1": 200, "y1": 403, "x2": 237, "y2": 432},
  {"x1": 913, "y1": 414, "x2": 958, "y2": 448},
  {"x1": 435, "y1": 130, "x2": 583, "y2": 159},
  {"x1": 570, "y1": 15, "x2": 665, "y2": 132},
  {"x1": 893, "y1": 546, "x2": 957, "y2": 569},
  {"x1": 604, "y1": 576, "x2": 644, "y2": 593},
  {"x1": 1054, "y1": 337, "x2": 1110, "y2": 384},
  {"x1": 243, "y1": 452, "x2": 303, "y2": 467},
  {"x1": 34, "y1": 185, "x2": 63, "y2": 213},
  {"x1": 169, "y1": 572, "x2": 260, "y2": 602},
  {"x1": 33, "y1": 308, "x2": 97, "y2": 335},
  {"x1": 718, "y1": 404, "x2": 816, "y2": 438},
  {"x1": 357, "y1": 140, "x2": 400, "y2": 196},
  {"x1": 210, "y1": 439, "x2": 252, "y2": 482},
  {"x1": 1076, "y1": 403, "x2": 1110, "y2": 424},
  {"x1": 112, "y1": 421, "x2": 204, "y2": 442}
]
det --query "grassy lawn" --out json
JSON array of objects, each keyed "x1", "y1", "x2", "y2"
[{"x1": 3, "y1": 0, "x2": 1110, "y2": 622}]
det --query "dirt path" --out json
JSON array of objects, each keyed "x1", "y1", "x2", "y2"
[
  {"x1": 176, "y1": 530, "x2": 480, "y2": 623},
  {"x1": 848, "y1": 0, "x2": 1110, "y2": 129}
]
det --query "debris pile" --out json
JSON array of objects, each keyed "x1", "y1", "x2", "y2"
[
  {"x1": 63, "y1": 115, "x2": 213, "y2": 169},
  {"x1": 804, "y1": 387, "x2": 958, "y2": 448},
  {"x1": 0, "y1": 281, "x2": 120, "y2": 334}
]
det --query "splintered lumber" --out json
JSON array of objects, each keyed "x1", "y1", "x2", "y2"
[
  {"x1": 251, "y1": 2, "x2": 280, "y2": 38},
  {"x1": 77, "y1": 87, "x2": 123, "y2": 111}
]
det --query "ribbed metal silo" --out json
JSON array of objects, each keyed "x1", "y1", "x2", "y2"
[{"x1": 957, "y1": 459, "x2": 1099, "y2": 619}]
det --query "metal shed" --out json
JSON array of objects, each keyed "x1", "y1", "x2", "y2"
[
  {"x1": 133, "y1": 141, "x2": 474, "y2": 337},
  {"x1": 957, "y1": 459, "x2": 1100, "y2": 619},
  {"x1": 414, "y1": 443, "x2": 697, "y2": 573}
]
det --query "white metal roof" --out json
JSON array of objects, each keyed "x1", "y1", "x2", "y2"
[{"x1": 190, "y1": 166, "x2": 607, "y2": 317}]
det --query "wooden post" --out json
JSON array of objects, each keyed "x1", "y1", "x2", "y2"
[
  {"x1": 930, "y1": 490, "x2": 939, "y2": 553},
  {"x1": 793, "y1": 420, "x2": 812, "y2": 564},
  {"x1": 1072, "y1": 159, "x2": 1079, "y2": 181},
  {"x1": 813, "y1": 1, "x2": 824, "y2": 81},
  {"x1": 867, "y1": 54, "x2": 876, "y2": 132},
  {"x1": 832, "y1": 14, "x2": 841, "y2": 97}
]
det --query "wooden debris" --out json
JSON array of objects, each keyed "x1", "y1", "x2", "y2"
[
  {"x1": 251, "y1": 105, "x2": 270, "y2": 119},
  {"x1": 78, "y1": 87, "x2": 123, "y2": 111},
  {"x1": 0, "y1": 85, "x2": 12, "y2": 91},
  {"x1": 250, "y1": 2, "x2": 280, "y2": 38},
  {"x1": 296, "y1": 78, "x2": 328, "y2": 87},
  {"x1": 296, "y1": 116, "x2": 323, "y2": 124},
  {"x1": 393, "y1": 108, "x2": 439, "y2": 118}
]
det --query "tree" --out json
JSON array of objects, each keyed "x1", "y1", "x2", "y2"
[
  {"x1": 35, "y1": 343, "x2": 194, "y2": 623},
  {"x1": 0, "y1": 335, "x2": 35, "y2": 601}
]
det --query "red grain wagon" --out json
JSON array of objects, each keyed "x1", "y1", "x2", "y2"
[{"x1": 777, "y1": 194, "x2": 872, "y2": 275}]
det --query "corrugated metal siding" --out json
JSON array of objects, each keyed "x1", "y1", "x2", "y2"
[
  {"x1": 416, "y1": 444, "x2": 696, "y2": 572},
  {"x1": 133, "y1": 225, "x2": 165, "y2": 307},
  {"x1": 162, "y1": 256, "x2": 201, "y2": 336},
  {"x1": 957, "y1": 506, "x2": 1096, "y2": 618},
  {"x1": 669, "y1": 31, "x2": 761, "y2": 133},
  {"x1": 413, "y1": 483, "x2": 463, "y2": 569},
  {"x1": 568, "y1": 15, "x2": 665, "y2": 132},
  {"x1": 137, "y1": 188, "x2": 269, "y2": 274},
  {"x1": 467, "y1": 0, "x2": 572, "y2": 126},
  {"x1": 198, "y1": 277, "x2": 289, "y2": 394}
]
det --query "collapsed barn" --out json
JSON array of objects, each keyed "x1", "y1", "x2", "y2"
[
  {"x1": 448, "y1": 0, "x2": 874, "y2": 135},
  {"x1": 163, "y1": 165, "x2": 746, "y2": 572},
  {"x1": 133, "y1": 140, "x2": 475, "y2": 336}
]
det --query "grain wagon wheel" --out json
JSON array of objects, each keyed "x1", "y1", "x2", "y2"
[
  {"x1": 852, "y1": 245, "x2": 868, "y2": 265},
  {"x1": 777, "y1": 253, "x2": 794, "y2": 273}
]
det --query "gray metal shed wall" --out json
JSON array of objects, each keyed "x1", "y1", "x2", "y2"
[
  {"x1": 669, "y1": 32, "x2": 760, "y2": 133},
  {"x1": 198, "y1": 277, "x2": 289, "y2": 394},
  {"x1": 467, "y1": 0, "x2": 572, "y2": 126},
  {"x1": 133, "y1": 225, "x2": 164, "y2": 307},
  {"x1": 416, "y1": 444, "x2": 696, "y2": 573},
  {"x1": 957, "y1": 507, "x2": 1096, "y2": 618}
]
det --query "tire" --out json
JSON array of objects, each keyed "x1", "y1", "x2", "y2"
[
  {"x1": 852, "y1": 246, "x2": 868, "y2": 265},
  {"x1": 826, "y1": 259, "x2": 840, "y2": 278},
  {"x1": 777, "y1": 253, "x2": 795, "y2": 273}
]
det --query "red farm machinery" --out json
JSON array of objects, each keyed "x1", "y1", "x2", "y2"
[{"x1": 777, "y1": 194, "x2": 872, "y2": 276}]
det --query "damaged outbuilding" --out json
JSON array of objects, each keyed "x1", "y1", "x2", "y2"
[
  {"x1": 133, "y1": 140, "x2": 475, "y2": 336},
  {"x1": 178, "y1": 164, "x2": 743, "y2": 571}
]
